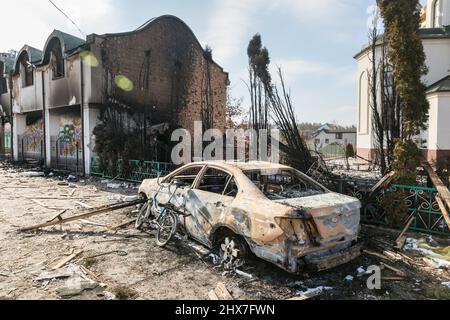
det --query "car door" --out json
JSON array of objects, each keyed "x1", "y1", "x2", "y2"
[
  {"x1": 155, "y1": 165, "x2": 205, "y2": 216},
  {"x1": 183, "y1": 166, "x2": 238, "y2": 246}
]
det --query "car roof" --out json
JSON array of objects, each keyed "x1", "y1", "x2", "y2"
[{"x1": 189, "y1": 161, "x2": 292, "y2": 172}]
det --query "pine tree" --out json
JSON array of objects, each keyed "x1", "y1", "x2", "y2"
[{"x1": 379, "y1": 0, "x2": 429, "y2": 138}]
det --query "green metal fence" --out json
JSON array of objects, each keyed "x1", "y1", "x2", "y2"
[
  {"x1": 338, "y1": 178, "x2": 450, "y2": 236},
  {"x1": 90, "y1": 156, "x2": 176, "y2": 183}
]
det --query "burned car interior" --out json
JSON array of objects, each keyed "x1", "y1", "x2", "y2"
[{"x1": 244, "y1": 169, "x2": 326, "y2": 200}]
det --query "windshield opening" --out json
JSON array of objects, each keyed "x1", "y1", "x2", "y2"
[{"x1": 244, "y1": 169, "x2": 326, "y2": 200}]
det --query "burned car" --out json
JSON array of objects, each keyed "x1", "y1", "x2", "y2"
[{"x1": 138, "y1": 161, "x2": 362, "y2": 273}]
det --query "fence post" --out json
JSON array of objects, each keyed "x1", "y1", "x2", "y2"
[{"x1": 76, "y1": 141, "x2": 79, "y2": 174}]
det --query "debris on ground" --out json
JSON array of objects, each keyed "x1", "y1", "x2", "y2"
[
  {"x1": 404, "y1": 238, "x2": 450, "y2": 269},
  {"x1": 209, "y1": 282, "x2": 233, "y2": 301},
  {"x1": 294, "y1": 286, "x2": 333, "y2": 300},
  {"x1": 111, "y1": 285, "x2": 138, "y2": 300},
  {"x1": 344, "y1": 275, "x2": 354, "y2": 282},
  {"x1": 1, "y1": 161, "x2": 449, "y2": 300}
]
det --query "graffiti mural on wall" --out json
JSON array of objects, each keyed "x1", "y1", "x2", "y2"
[
  {"x1": 58, "y1": 116, "x2": 81, "y2": 157},
  {"x1": 24, "y1": 118, "x2": 43, "y2": 153}
]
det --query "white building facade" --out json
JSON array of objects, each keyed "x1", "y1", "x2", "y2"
[{"x1": 355, "y1": 0, "x2": 450, "y2": 163}]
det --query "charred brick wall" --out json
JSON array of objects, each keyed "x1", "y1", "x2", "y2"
[{"x1": 95, "y1": 15, "x2": 228, "y2": 136}]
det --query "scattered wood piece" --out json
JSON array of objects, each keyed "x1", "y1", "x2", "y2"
[
  {"x1": 51, "y1": 250, "x2": 83, "y2": 270},
  {"x1": 381, "y1": 276, "x2": 404, "y2": 281},
  {"x1": 31, "y1": 199, "x2": 48, "y2": 208},
  {"x1": 75, "y1": 201, "x2": 93, "y2": 209},
  {"x1": 208, "y1": 290, "x2": 220, "y2": 300},
  {"x1": 214, "y1": 282, "x2": 233, "y2": 300},
  {"x1": 395, "y1": 214, "x2": 415, "y2": 249},
  {"x1": 47, "y1": 209, "x2": 67, "y2": 223},
  {"x1": 380, "y1": 262, "x2": 406, "y2": 277},
  {"x1": 36, "y1": 268, "x2": 75, "y2": 281},
  {"x1": 363, "y1": 249, "x2": 394, "y2": 262},
  {"x1": 366, "y1": 171, "x2": 395, "y2": 202},
  {"x1": 79, "y1": 220, "x2": 109, "y2": 228},
  {"x1": 79, "y1": 265, "x2": 101, "y2": 283},
  {"x1": 436, "y1": 195, "x2": 450, "y2": 230},
  {"x1": 423, "y1": 162, "x2": 450, "y2": 229},
  {"x1": 235, "y1": 269, "x2": 253, "y2": 279},
  {"x1": 112, "y1": 219, "x2": 137, "y2": 230},
  {"x1": 287, "y1": 293, "x2": 320, "y2": 300},
  {"x1": 19, "y1": 200, "x2": 143, "y2": 232},
  {"x1": 30, "y1": 199, "x2": 65, "y2": 211}
]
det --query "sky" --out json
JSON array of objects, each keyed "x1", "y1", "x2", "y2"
[{"x1": 0, "y1": 0, "x2": 429, "y2": 126}]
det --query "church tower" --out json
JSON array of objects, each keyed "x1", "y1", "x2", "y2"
[{"x1": 425, "y1": 0, "x2": 450, "y2": 28}]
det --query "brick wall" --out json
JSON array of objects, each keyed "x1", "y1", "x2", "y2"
[{"x1": 95, "y1": 16, "x2": 228, "y2": 137}]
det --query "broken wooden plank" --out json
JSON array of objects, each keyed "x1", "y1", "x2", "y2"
[
  {"x1": 287, "y1": 291, "x2": 321, "y2": 300},
  {"x1": 395, "y1": 214, "x2": 415, "y2": 249},
  {"x1": 75, "y1": 201, "x2": 94, "y2": 209},
  {"x1": 436, "y1": 195, "x2": 450, "y2": 230},
  {"x1": 214, "y1": 282, "x2": 233, "y2": 300},
  {"x1": 423, "y1": 162, "x2": 450, "y2": 229},
  {"x1": 366, "y1": 171, "x2": 395, "y2": 202},
  {"x1": 46, "y1": 209, "x2": 68, "y2": 223},
  {"x1": 208, "y1": 290, "x2": 220, "y2": 300},
  {"x1": 112, "y1": 219, "x2": 137, "y2": 230},
  {"x1": 380, "y1": 262, "x2": 406, "y2": 277},
  {"x1": 30, "y1": 199, "x2": 48, "y2": 208},
  {"x1": 78, "y1": 220, "x2": 109, "y2": 228},
  {"x1": 30, "y1": 199, "x2": 66, "y2": 211},
  {"x1": 362, "y1": 249, "x2": 394, "y2": 262},
  {"x1": 19, "y1": 200, "x2": 143, "y2": 232},
  {"x1": 51, "y1": 251, "x2": 83, "y2": 270}
]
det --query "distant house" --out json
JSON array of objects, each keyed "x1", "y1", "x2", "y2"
[{"x1": 307, "y1": 124, "x2": 357, "y2": 156}]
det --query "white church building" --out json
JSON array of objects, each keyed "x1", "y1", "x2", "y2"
[{"x1": 355, "y1": 0, "x2": 450, "y2": 163}]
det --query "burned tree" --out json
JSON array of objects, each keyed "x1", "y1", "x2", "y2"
[
  {"x1": 269, "y1": 68, "x2": 313, "y2": 173},
  {"x1": 247, "y1": 34, "x2": 271, "y2": 135}
]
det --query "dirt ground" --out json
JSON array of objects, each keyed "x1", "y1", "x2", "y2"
[{"x1": 1, "y1": 161, "x2": 449, "y2": 300}]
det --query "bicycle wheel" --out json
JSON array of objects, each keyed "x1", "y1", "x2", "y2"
[
  {"x1": 135, "y1": 200, "x2": 152, "y2": 230},
  {"x1": 156, "y1": 212, "x2": 178, "y2": 247}
]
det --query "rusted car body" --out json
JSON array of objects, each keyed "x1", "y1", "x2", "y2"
[{"x1": 138, "y1": 161, "x2": 362, "y2": 273}]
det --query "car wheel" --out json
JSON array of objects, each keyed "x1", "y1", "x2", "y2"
[{"x1": 218, "y1": 234, "x2": 248, "y2": 270}]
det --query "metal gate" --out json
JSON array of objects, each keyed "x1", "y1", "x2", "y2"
[
  {"x1": 50, "y1": 136, "x2": 83, "y2": 173},
  {"x1": 18, "y1": 134, "x2": 44, "y2": 164}
]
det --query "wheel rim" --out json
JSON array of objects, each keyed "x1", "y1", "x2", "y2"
[
  {"x1": 135, "y1": 201, "x2": 150, "y2": 229},
  {"x1": 156, "y1": 213, "x2": 176, "y2": 246},
  {"x1": 220, "y1": 237, "x2": 243, "y2": 270}
]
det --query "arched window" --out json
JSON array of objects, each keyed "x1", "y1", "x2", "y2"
[
  {"x1": 20, "y1": 52, "x2": 34, "y2": 87},
  {"x1": 433, "y1": 0, "x2": 442, "y2": 28},
  {"x1": 50, "y1": 41, "x2": 65, "y2": 79},
  {"x1": 358, "y1": 71, "x2": 369, "y2": 134},
  {"x1": 0, "y1": 61, "x2": 7, "y2": 94}
]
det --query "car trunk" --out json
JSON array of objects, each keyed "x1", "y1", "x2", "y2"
[{"x1": 275, "y1": 192, "x2": 361, "y2": 244}]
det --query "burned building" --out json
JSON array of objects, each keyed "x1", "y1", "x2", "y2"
[
  {"x1": 9, "y1": 15, "x2": 229, "y2": 175},
  {"x1": 0, "y1": 51, "x2": 15, "y2": 158}
]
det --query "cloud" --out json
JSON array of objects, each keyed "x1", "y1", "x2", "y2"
[
  {"x1": 202, "y1": 0, "x2": 264, "y2": 65},
  {"x1": 0, "y1": 0, "x2": 119, "y2": 52},
  {"x1": 271, "y1": 59, "x2": 355, "y2": 87}
]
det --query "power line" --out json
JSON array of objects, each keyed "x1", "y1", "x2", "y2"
[{"x1": 48, "y1": 0, "x2": 86, "y2": 37}]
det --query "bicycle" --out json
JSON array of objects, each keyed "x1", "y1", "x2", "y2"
[{"x1": 135, "y1": 178, "x2": 181, "y2": 247}]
